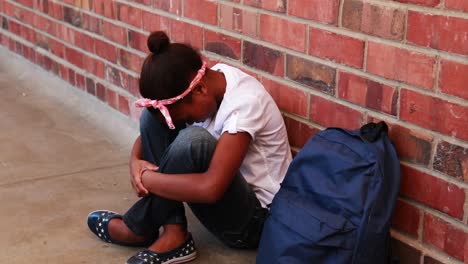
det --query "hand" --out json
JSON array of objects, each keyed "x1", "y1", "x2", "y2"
[{"x1": 129, "y1": 159, "x2": 158, "y2": 197}]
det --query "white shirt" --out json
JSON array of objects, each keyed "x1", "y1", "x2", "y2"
[{"x1": 194, "y1": 64, "x2": 292, "y2": 207}]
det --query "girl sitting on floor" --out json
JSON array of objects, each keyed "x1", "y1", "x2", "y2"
[{"x1": 87, "y1": 31, "x2": 292, "y2": 264}]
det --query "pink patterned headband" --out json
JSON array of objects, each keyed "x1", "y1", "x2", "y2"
[{"x1": 135, "y1": 61, "x2": 207, "y2": 129}]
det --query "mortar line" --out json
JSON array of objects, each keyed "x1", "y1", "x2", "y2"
[
  {"x1": 398, "y1": 196, "x2": 468, "y2": 231},
  {"x1": 391, "y1": 230, "x2": 463, "y2": 264}
]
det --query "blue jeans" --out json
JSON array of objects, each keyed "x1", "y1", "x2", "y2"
[{"x1": 122, "y1": 110, "x2": 267, "y2": 249}]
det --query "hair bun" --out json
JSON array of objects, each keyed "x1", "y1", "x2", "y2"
[{"x1": 147, "y1": 31, "x2": 170, "y2": 54}]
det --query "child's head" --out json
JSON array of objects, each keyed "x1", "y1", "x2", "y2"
[{"x1": 138, "y1": 31, "x2": 218, "y2": 129}]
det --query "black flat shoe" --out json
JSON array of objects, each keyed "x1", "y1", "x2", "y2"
[
  {"x1": 126, "y1": 233, "x2": 197, "y2": 264},
  {"x1": 87, "y1": 210, "x2": 156, "y2": 247}
]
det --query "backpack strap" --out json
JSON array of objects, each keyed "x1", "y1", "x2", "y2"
[{"x1": 360, "y1": 122, "x2": 388, "y2": 143}]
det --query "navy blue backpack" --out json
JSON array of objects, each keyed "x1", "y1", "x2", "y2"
[{"x1": 257, "y1": 122, "x2": 400, "y2": 264}]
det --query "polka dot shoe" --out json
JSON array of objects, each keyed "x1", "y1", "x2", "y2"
[
  {"x1": 126, "y1": 233, "x2": 197, "y2": 264},
  {"x1": 87, "y1": 210, "x2": 156, "y2": 247}
]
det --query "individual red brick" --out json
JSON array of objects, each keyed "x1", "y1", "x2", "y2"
[
  {"x1": 391, "y1": 199, "x2": 421, "y2": 237},
  {"x1": 81, "y1": 13, "x2": 101, "y2": 34},
  {"x1": 423, "y1": 213, "x2": 467, "y2": 261},
  {"x1": 95, "y1": 39, "x2": 117, "y2": 62},
  {"x1": 34, "y1": 0, "x2": 49, "y2": 13},
  {"x1": 68, "y1": 68, "x2": 76, "y2": 86},
  {"x1": 6, "y1": 19, "x2": 20, "y2": 36},
  {"x1": 2, "y1": 1, "x2": 14, "y2": 17},
  {"x1": 204, "y1": 30, "x2": 241, "y2": 60},
  {"x1": 23, "y1": 46, "x2": 35, "y2": 62},
  {"x1": 65, "y1": 47, "x2": 84, "y2": 68},
  {"x1": 343, "y1": 0, "x2": 406, "y2": 41},
  {"x1": 81, "y1": 0, "x2": 92, "y2": 11},
  {"x1": 262, "y1": 78, "x2": 308, "y2": 117},
  {"x1": 33, "y1": 15, "x2": 56, "y2": 36},
  {"x1": 43, "y1": 56, "x2": 54, "y2": 73},
  {"x1": 338, "y1": 72, "x2": 397, "y2": 115},
  {"x1": 118, "y1": 49, "x2": 143, "y2": 73},
  {"x1": 127, "y1": 75, "x2": 140, "y2": 96},
  {"x1": 34, "y1": 32, "x2": 49, "y2": 50},
  {"x1": 63, "y1": 6, "x2": 82, "y2": 27},
  {"x1": 286, "y1": 55, "x2": 336, "y2": 95},
  {"x1": 55, "y1": 24, "x2": 73, "y2": 44},
  {"x1": 0, "y1": 33, "x2": 7, "y2": 47},
  {"x1": 106, "y1": 88, "x2": 119, "y2": 110},
  {"x1": 259, "y1": 14, "x2": 306, "y2": 52},
  {"x1": 154, "y1": 0, "x2": 181, "y2": 14},
  {"x1": 170, "y1": 21, "x2": 203, "y2": 49},
  {"x1": 106, "y1": 66, "x2": 129, "y2": 91},
  {"x1": 219, "y1": 5, "x2": 257, "y2": 37},
  {"x1": 386, "y1": 123, "x2": 433, "y2": 166},
  {"x1": 433, "y1": 141, "x2": 468, "y2": 182},
  {"x1": 20, "y1": 26, "x2": 35, "y2": 43},
  {"x1": 244, "y1": 0, "x2": 286, "y2": 13},
  {"x1": 142, "y1": 11, "x2": 170, "y2": 33},
  {"x1": 86, "y1": 77, "x2": 96, "y2": 95},
  {"x1": 23, "y1": 8, "x2": 36, "y2": 26},
  {"x1": 49, "y1": 38, "x2": 65, "y2": 58},
  {"x1": 439, "y1": 59, "x2": 468, "y2": 100},
  {"x1": 101, "y1": 20, "x2": 127, "y2": 45},
  {"x1": 309, "y1": 29, "x2": 364, "y2": 68},
  {"x1": 75, "y1": 73, "x2": 86, "y2": 90},
  {"x1": 116, "y1": 2, "x2": 142, "y2": 28},
  {"x1": 407, "y1": 12, "x2": 468, "y2": 56},
  {"x1": 92, "y1": 0, "x2": 116, "y2": 19},
  {"x1": 59, "y1": 65, "x2": 68, "y2": 81},
  {"x1": 118, "y1": 95, "x2": 131, "y2": 116},
  {"x1": 445, "y1": 0, "x2": 468, "y2": 12},
  {"x1": 400, "y1": 89, "x2": 468, "y2": 141},
  {"x1": 288, "y1": 0, "x2": 339, "y2": 24},
  {"x1": 96, "y1": 83, "x2": 106, "y2": 102},
  {"x1": 184, "y1": 0, "x2": 217, "y2": 25},
  {"x1": 391, "y1": 239, "x2": 422, "y2": 264},
  {"x1": 400, "y1": 165, "x2": 465, "y2": 219},
  {"x1": 83, "y1": 55, "x2": 97, "y2": 76},
  {"x1": 128, "y1": 30, "x2": 149, "y2": 53},
  {"x1": 74, "y1": 31, "x2": 95, "y2": 53},
  {"x1": 394, "y1": 0, "x2": 440, "y2": 7},
  {"x1": 310, "y1": 95, "x2": 363, "y2": 129},
  {"x1": 94, "y1": 59, "x2": 105, "y2": 79},
  {"x1": 48, "y1": 1, "x2": 63, "y2": 20},
  {"x1": 367, "y1": 42, "x2": 436, "y2": 89},
  {"x1": 283, "y1": 117, "x2": 320, "y2": 148},
  {"x1": 33, "y1": 48, "x2": 44, "y2": 66},
  {"x1": 243, "y1": 41, "x2": 284, "y2": 77}
]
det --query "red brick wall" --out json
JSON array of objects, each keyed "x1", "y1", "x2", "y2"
[{"x1": 0, "y1": 0, "x2": 466, "y2": 263}]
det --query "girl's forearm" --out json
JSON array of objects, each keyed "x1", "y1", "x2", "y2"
[
  {"x1": 130, "y1": 136, "x2": 143, "y2": 161},
  {"x1": 141, "y1": 170, "x2": 222, "y2": 203}
]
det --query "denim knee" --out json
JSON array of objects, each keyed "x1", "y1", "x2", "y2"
[
  {"x1": 175, "y1": 126, "x2": 216, "y2": 145},
  {"x1": 162, "y1": 126, "x2": 217, "y2": 173}
]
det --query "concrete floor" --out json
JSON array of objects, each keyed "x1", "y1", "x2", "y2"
[{"x1": 0, "y1": 47, "x2": 256, "y2": 263}]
